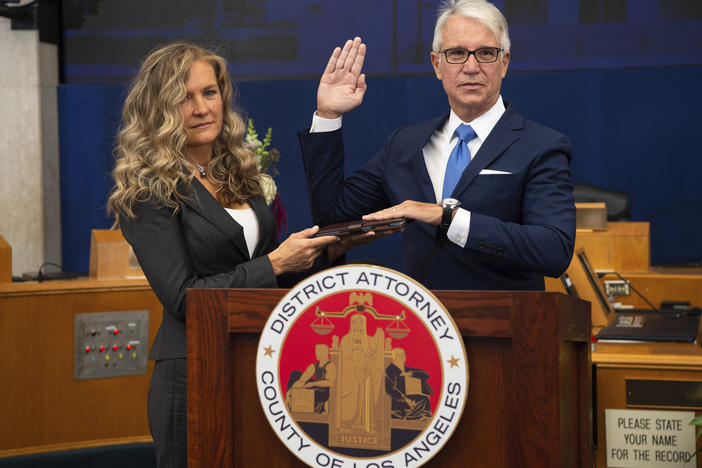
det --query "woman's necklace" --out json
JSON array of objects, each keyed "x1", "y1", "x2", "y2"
[{"x1": 194, "y1": 163, "x2": 207, "y2": 178}]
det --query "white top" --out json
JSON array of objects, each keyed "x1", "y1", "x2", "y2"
[
  {"x1": 310, "y1": 96, "x2": 506, "y2": 248},
  {"x1": 224, "y1": 207, "x2": 259, "y2": 257}
]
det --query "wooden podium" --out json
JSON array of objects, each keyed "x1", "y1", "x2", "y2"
[{"x1": 186, "y1": 289, "x2": 592, "y2": 467}]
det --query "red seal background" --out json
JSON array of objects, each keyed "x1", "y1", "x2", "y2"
[{"x1": 279, "y1": 291, "x2": 443, "y2": 413}]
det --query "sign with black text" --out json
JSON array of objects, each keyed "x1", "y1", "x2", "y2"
[{"x1": 605, "y1": 409, "x2": 696, "y2": 467}]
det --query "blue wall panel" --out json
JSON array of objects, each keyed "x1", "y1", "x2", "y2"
[
  {"x1": 600, "y1": 67, "x2": 702, "y2": 264},
  {"x1": 61, "y1": 0, "x2": 702, "y2": 84},
  {"x1": 58, "y1": 85, "x2": 125, "y2": 270},
  {"x1": 58, "y1": 66, "x2": 702, "y2": 273}
]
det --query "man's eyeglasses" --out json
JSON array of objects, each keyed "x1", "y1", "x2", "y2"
[{"x1": 440, "y1": 47, "x2": 502, "y2": 64}]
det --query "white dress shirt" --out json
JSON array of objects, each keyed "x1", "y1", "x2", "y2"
[
  {"x1": 224, "y1": 207, "x2": 259, "y2": 257},
  {"x1": 310, "y1": 96, "x2": 506, "y2": 248}
]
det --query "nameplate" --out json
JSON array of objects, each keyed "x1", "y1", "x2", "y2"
[{"x1": 576, "y1": 202, "x2": 607, "y2": 230}]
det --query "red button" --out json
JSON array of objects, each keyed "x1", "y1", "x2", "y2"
[
  {"x1": 126, "y1": 344, "x2": 133, "y2": 351},
  {"x1": 99, "y1": 346, "x2": 105, "y2": 352},
  {"x1": 112, "y1": 345, "x2": 119, "y2": 351},
  {"x1": 85, "y1": 346, "x2": 91, "y2": 353},
  {"x1": 113, "y1": 329, "x2": 120, "y2": 335}
]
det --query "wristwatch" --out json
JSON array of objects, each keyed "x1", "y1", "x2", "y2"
[
  {"x1": 436, "y1": 198, "x2": 461, "y2": 245},
  {"x1": 440, "y1": 198, "x2": 461, "y2": 229}
]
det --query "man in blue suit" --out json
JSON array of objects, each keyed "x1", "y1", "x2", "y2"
[{"x1": 298, "y1": 0, "x2": 575, "y2": 290}]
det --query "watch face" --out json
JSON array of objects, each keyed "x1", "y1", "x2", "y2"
[{"x1": 442, "y1": 198, "x2": 461, "y2": 208}]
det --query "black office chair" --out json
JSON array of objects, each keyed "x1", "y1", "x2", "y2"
[{"x1": 573, "y1": 183, "x2": 631, "y2": 221}]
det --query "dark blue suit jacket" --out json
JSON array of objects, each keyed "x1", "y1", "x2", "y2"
[{"x1": 298, "y1": 103, "x2": 575, "y2": 290}]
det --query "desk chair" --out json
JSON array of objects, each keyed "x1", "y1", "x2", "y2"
[{"x1": 574, "y1": 184, "x2": 631, "y2": 221}]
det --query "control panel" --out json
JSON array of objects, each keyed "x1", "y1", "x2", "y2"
[{"x1": 74, "y1": 310, "x2": 149, "y2": 380}]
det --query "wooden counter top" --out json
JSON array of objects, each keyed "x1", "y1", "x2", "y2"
[
  {"x1": 0, "y1": 277, "x2": 151, "y2": 297},
  {"x1": 593, "y1": 339, "x2": 702, "y2": 370}
]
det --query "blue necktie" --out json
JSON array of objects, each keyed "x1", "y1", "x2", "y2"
[{"x1": 442, "y1": 124, "x2": 476, "y2": 199}]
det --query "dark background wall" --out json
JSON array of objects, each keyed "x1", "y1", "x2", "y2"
[{"x1": 57, "y1": 0, "x2": 702, "y2": 273}]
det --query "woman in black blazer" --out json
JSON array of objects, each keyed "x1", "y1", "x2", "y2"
[{"x1": 107, "y1": 43, "x2": 339, "y2": 467}]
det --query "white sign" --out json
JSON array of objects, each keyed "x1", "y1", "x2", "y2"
[{"x1": 605, "y1": 409, "x2": 696, "y2": 467}]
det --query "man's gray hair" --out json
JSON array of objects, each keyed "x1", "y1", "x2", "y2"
[{"x1": 432, "y1": 0, "x2": 511, "y2": 54}]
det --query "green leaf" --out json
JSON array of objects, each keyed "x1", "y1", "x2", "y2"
[
  {"x1": 687, "y1": 445, "x2": 702, "y2": 461},
  {"x1": 244, "y1": 119, "x2": 280, "y2": 177}
]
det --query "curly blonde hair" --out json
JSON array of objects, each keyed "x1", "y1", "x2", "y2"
[{"x1": 107, "y1": 42, "x2": 265, "y2": 225}]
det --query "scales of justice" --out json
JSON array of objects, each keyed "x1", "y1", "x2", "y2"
[{"x1": 286, "y1": 292, "x2": 434, "y2": 452}]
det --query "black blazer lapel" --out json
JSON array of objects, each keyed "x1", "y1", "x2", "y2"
[
  {"x1": 186, "y1": 179, "x2": 250, "y2": 259},
  {"x1": 450, "y1": 105, "x2": 523, "y2": 198},
  {"x1": 249, "y1": 196, "x2": 277, "y2": 258}
]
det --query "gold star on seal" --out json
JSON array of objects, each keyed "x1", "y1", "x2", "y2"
[
  {"x1": 263, "y1": 345, "x2": 276, "y2": 358},
  {"x1": 447, "y1": 355, "x2": 460, "y2": 368}
]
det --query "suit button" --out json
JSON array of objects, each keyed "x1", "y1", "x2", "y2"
[
  {"x1": 497, "y1": 248, "x2": 504, "y2": 255},
  {"x1": 478, "y1": 242, "x2": 486, "y2": 249}
]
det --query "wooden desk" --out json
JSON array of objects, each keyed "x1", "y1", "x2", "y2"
[
  {"x1": 549, "y1": 222, "x2": 702, "y2": 465},
  {"x1": 551, "y1": 265, "x2": 702, "y2": 466},
  {"x1": 0, "y1": 278, "x2": 161, "y2": 457},
  {"x1": 593, "y1": 341, "x2": 702, "y2": 467},
  {"x1": 576, "y1": 222, "x2": 650, "y2": 272}
]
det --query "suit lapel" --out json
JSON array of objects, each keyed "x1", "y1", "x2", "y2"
[
  {"x1": 450, "y1": 105, "x2": 523, "y2": 198},
  {"x1": 411, "y1": 114, "x2": 449, "y2": 203},
  {"x1": 186, "y1": 179, "x2": 250, "y2": 259}
]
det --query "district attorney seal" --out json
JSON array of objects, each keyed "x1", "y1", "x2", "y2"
[{"x1": 256, "y1": 265, "x2": 469, "y2": 467}]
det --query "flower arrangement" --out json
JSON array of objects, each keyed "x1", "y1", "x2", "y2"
[{"x1": 244, "y1": 119, "x2": 287, "y2": 238}]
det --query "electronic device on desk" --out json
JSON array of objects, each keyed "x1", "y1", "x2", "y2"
[{"x1": 566, "y1": 249, "x2": 701, "y2": 343}]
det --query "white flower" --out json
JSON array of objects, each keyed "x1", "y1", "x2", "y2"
[{"x1": 260, "y1": 174, "x2": 277, "y2": 205}]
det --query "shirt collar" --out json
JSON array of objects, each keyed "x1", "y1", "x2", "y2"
[{"x1": 446, "y1": 95, "x2": 505, "y2": 143}]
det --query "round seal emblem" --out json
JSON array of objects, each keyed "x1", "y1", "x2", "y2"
[{"x1": 256, "y1": 265, "x2": 469, "y2": 467}]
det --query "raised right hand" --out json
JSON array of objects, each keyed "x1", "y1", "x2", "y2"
[
  {"x1": 317, "y1": 37, "x2": 367, "y2": 119},
  {"x1": 268, "y1": 226, "x2": 339, "y2": 275}
]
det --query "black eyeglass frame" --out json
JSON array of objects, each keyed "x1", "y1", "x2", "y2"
[{"x1": 440, "y1": 47, "x2": 503, "y2": 64}]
